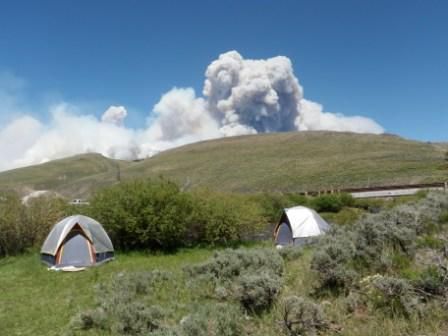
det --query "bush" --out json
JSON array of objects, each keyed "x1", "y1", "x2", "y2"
[
  {"x1": 185, "y1": 248, "x2": 283, "y2": 313},
  {"x1": 360, "y1": 274, "x2": 420, "y2": 317},
  {"x1": 185, "y1": 248, "x2": 284, "y2": 282},
  {"x1": 0, "y1": 193, "x2": 67, "y2": 257},
  {"x1": 439, "y1": 211, "x2": 448, "y2": 224},
  {"x1": 353, "y1": 198, "x2": 385, "y2": 212},
  {"x1": 69, "y1": 308, "x2": 108, "y2": 331},
  {"x1": 416, "y1": 235, "x2": 445, "y2": 249},
  {"x1": 344, "y1": 291, "x2": 365, "y2": 314},
  {"x1": 280, "y1": 296, "x2": 327, "y2": 336},
  {"x1": 88, "y1": 179, "x2": 266, "y2": 250},
  {"x1": 189, "y1": 190, "x2": 265, "y2": 244},
  {"x1": 180, "y1": 303, "x2": 243, "y2": 336},
  {"x1": 277, "y1": 246, "x2": 303, "y2": 261},
  {"x1": 109, "y1": 303, "x2": 165, "y2": 335},
  {"x1": 353, "y1": 209, "x2": 417, "y2": 271},
  {"x1": 311, "y1": 192, "x2": 448, "y2": 296},
  {"x1": 253, "y1": 193, "x2": 309, "y2": 225},
  {"x1": 311, "y1": 194, "x2": 344, "y2": 213},
  {"x1": 95, "y1": 270, "x2": 171, "y2": 306},
  {"x1": 321, "y1": 207, "x2": 362, "y2": 226},
  {"x1": 69, "y1": 270, "x2": 171, "y2": 335},
  {"x1": 0, "y1": 193, "x2": 29, "y2": 256},
  {"x1": 24, "y1": 195, "x2": 68, "y2": 247},
  {"x1": 88, "y1": 178, "x2": 195, "y2": 250},
  {"x1": 414, "y1": 265, "x2": 448, "y2": 298},
  {"x1": 234, "y1": 272, "x2": 281, "y2": 313},
  {"x1": 310, "y1": 229, "x2": 358, "y2": 292}
]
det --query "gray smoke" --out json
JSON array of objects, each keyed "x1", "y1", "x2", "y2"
[
  {"x1": 101, "y1": 105, "x2": 127, "y2": 126},
  {"x1": 0, "y1": 51, "x2": 384, "y2": 172},
  {"x1": 203, "y1": 51, "x2": 303, "y2": 135}
]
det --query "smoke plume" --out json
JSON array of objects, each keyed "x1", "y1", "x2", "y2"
[{"x1": 0, "y1": 51, "x2": 384, "y2": 172}]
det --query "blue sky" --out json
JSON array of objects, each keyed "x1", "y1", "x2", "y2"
[{"x1": 0, "y1": 0, "x2": 447, "y2": 141}]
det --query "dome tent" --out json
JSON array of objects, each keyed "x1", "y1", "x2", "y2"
[
  {"x1": 41, "y1": 215, "x2": 114, "y2": 268},
  {"x1": 273, "y1": 206, "x2": 330, "y2": 247}
]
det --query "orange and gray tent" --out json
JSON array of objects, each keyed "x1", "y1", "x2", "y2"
[
  {"x1": 273, "y1": 206, "x2": 330, "y2": 247},
  {"x1": 41, "y1": 215, "x2": 114, "y2": 267}
]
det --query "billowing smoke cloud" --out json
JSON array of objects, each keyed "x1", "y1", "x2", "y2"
[
  {"x1": 0, "y1": 51, "x2": 384, "y2": 172},
  {"x1": 297, "y1": 99, "x2": 384, "y2": 133},
  {"x1": 101, "y1": 105, "x2": 127, "y2": 126},
  {"x1": 203, "y1": 51, "x2": 303, "y2": 135}
]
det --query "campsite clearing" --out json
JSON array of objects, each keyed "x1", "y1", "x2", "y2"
[
  {"x1": 0, "y1": 249, "x2": 213, "y2": 336},
  {"x1": 1, "y1": 244, "x2": 447, "y2": 336}
]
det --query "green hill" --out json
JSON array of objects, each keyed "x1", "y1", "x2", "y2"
[
  {"x1": 0, "y1": 153, "x2": 133, "y2": 197},
  {"x1": 0, "y1": 131, "x2": 447, "y2": 198}
]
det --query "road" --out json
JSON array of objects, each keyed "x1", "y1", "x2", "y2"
[{"x1": 350, "y1": 186, "x2": 446, "y2": 199}]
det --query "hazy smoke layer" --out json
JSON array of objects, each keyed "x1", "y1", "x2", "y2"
[{"x1": 0, "y1": 51, "x2": 384, "y2": 172}]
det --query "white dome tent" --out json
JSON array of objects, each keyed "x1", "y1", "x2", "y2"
[
  {"x1": 273, "y1": 206, "x2": 330, "y2": 247},
  {"x1": 41, "y1": 215, "x2": 114, "y2": 269}
]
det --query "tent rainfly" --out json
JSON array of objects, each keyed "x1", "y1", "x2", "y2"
[
  {"x1": 273, "y1": 206, "x2": 330, "y2": 247},
  {"x1": 41, "y1": 215, "x2": 114, "y2": 268}
]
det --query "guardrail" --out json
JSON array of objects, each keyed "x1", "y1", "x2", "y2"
[{"x1": 298, "y1": 182, "x2": 448, "y2": 198}]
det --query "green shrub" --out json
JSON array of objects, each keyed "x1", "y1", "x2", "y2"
[
  {"x1": 416, "y1": 235, "x2": 445, "y2": 249},
  {"x1": 88, "y1": 179, "x2": 266, "y2": 250},
  {"x1": 277, "y1": 246, "x2": 303, "y2": 261},
  {"x1": 0, "y1": 193, "x2": 67, "y2": 256},
  {"x1": 0, "y1": 193, "x2": 28, "y2": 256},
  {"x1": 189, "y1": 190, "x2": 264, "y2": 244},
  {"x1": 414, "y1": 265, "x2": 448, "y2": 298},
  {"x1": 311, "y1": 194, "x2": 344, "y2": 213},
  {"x1": 96, "y1": 270, "x2": 171, "y2": 306},
  {"x1": 69, "y1": 304, "x2": 166, "y2": 335},
  {"x1": 439, "y1": 210, "x2": 448, "y2": 224},
  {"x1": 24, "y1": 195, "x2": 68, "y2": 247},
  {"x1": 339, "y1": 192, "x2": 355, "y2": 207},
  {"x1": 344, "y1": 291, "x2": 365, "y2": 314},
  {"x1": 180, "y1": 303, "x2": 243, "y2": 336},
  {"x1": 109, "y1": 303, "x2": 165, "y2": 335},
  {"x1": 88, "y1": 178, "x2": 194, "y2": 250},
  {"x1": 69, "y1": 270, "x2": 171, "y2": 335},
  {"x1": 234, "y1": 272, "x2": 281, "y2": 314},
  {"x1": 353, "y1": 210, "x2": 417, "y2": 271},
  {"x1": 253, "y1": 193, "x2": 309, "y2": 225},
  {"x1": 69, "y1": 308, "x2": 108, "y2": 331},
  {"x1": 321, "y1": 207, "x2": 362, "y2": 226},
  {"x1": 311, "y1": 192, "x2": 448, "y2": 296},
  {"x1": 185, "y1": 248, "x2": 284, "y2": 282},
  {"x1": 150, "y1": 329, "x2": 180, "y2": 336},
  {"x1": 185, "y1": 248, "x2": 283, "y2": 313},
  {"x1": 360, "y1": 275, "x2": 420, "y2": 317},
  {"x1": 310, "y1": 229, "x2": 358, "y2": 292},
  {"x1": 280, "y1": 296, "x2": 327, "y2": 336},
  {"x1": 353, "y1": 198, "x2": 385, "y2": 212}
]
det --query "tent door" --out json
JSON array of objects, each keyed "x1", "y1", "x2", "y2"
[
  {"x1": 57, "y1": 228, "x2": 95, "y2": 267},
  {"x1": 275, "y1": 223, "x2": 293, "y2": 246}
]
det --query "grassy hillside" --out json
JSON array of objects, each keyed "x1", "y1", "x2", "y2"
[
  {"x1": 0, "y1": 153, "x2": 133, "y2": 197},
  {"x1": 0, "y1": 132, "x2": 447, "y2": 197},
  {"x1": 125, "y1": 132, "x2": 447, "y2": 192}
]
